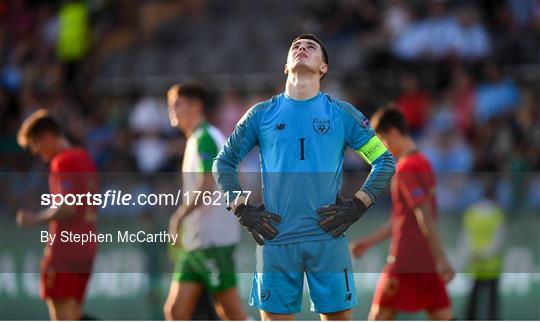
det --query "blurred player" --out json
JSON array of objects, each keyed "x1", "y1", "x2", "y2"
[
  {"x1": 350, "y1": 107, "x2": 455, "y2": 320},
  {"x1": 214, "y1": 34, "x2": 395, "y2": 320},
  {"x1": 463, "y1": 182, "x2": 505, "y2": 320},
  {"x1": 16, "y1": 109, "x2": 98, "y2": 320},
  {"x1": 163, "y1": 83, "x2": 247, "y2": 320}
]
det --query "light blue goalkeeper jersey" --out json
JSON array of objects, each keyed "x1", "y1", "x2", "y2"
[{"x1": 213, "y1": 92, "x2": 395, "y2": 244}]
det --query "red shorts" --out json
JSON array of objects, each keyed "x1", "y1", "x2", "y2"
[
  {"x1": 40, "y1": 268, "x2": 91, "y2": 303},
  {"x1": 372, "y1": 272, "x2": 450, "y2": 312}
]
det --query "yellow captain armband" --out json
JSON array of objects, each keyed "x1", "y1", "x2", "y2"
[{"x1": 356, "y1": 136, "x2": 387, "y2": 165}]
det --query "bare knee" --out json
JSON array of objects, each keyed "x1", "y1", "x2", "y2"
[
  {"x1": 214, "y1": 288, "x2": 247, "y2": 320},
  {"x1": 427, "y1": 307, "x2": 452, "y2": 320},
  {"x1": 260, "y1": 310, "x2": 295, "y2": 321},
  {"x1": 163, "y1": 301, "x2": 174, "y2": 320},
  {"x1": 164, "y1": 300, "x2": 192, "y2": 321},
  {"x1": 47, "y1": 298, "x2": 81, "y2": 320},
  {"x1": 369, "y1": 305, "x2": 397, "y2": 321},
  {"x1": 214, "y1": 303, "x2": 228, "y2": 320},
  {"x1": 163, "y1": 294, "x2": 191, "y2": 321},
  {"x1": 320, "y1": 308, "x2": 352, "y2": 321},
  {"x1": 163, "y1": 281, "x2": 202, "y2": 321},
  {"x1": 214, "y1": 302, "x2": 241, "y2": 320}
]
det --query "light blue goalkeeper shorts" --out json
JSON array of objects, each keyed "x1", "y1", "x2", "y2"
[{"x1": 249, "y1": 237, "x2": 357, "y2": 314}]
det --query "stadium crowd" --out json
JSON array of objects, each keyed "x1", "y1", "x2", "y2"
[{"x1": 1, "y1": 0, "x2": 539, "y2": 214}]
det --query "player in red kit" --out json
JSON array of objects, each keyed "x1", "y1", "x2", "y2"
[
  {"x1": 16, "y1": 109, "x2": 98, "y2": 320},
  {"x1": 350, "y1": 107, "x2": 454, "y2": 320}
]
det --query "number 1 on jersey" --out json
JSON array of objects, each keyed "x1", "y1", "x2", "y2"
[{"x1": 299, "y1": 138, "x2": 305, "y2": 160}]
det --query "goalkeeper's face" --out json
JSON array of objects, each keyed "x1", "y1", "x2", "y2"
[{"x1": 285, "y1": 39, "x2": 328, "y2": 78}]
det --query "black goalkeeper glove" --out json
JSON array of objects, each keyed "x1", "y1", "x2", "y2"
[
  {"x1": 234, "y1": 203, "x2": 281, "y2": 245},
  {"x1": 317, "y1": 195, "x2": 369, "y2": 238}
]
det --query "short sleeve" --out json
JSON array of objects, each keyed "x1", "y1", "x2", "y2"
[
  {"x1": 337, "y1": 100, "x2": 388, "y2": 165},
  {"x1": 213, "y1": 100, "x2": 269, "y2": 196},
  {"x1": 197, "y1": 130, "x2": 219, "y2": 172}
]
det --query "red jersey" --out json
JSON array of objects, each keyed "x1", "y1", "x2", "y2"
[
  {"x1": 44, "y1": 148, "x2": 98, "y2": 273},
  {"x1": 387, "y1": 151, "x2": 437, "y2": 273}
]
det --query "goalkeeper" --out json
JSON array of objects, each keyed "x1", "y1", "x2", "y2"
[{"x1": 213, "y1": 34, "x2": 395, "y2": 320}]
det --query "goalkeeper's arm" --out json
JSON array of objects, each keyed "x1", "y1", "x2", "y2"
[
  {"x1": 213, "y1": 104, "x2": 264, "y2": 207},
  {"x1": 317, "y1": 138, "x2": 395, "y2": 238},
  {"x1": 356, "y1": 140, "x2": 396, "y2": 208}
]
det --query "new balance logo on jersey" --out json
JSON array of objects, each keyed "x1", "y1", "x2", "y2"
[
  {"x1": 345, "y1": 293, "x2": 352, "y2": 302},
  {"x1": 275, "y1": 123, "x2": 286, "y2": 130}
]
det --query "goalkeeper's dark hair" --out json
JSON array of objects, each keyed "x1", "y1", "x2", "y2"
[
  {"x1": 17, "y1": 109, "x2": 62, "y2": 148},
  {"x1": 168, "y1": 82, "x2": 215, "y2": 118},
  {"x1": 292, "y1": 33, "x2": 329, "y2": 79},
  {"x1": 371, "y1": 104, "x2": 409, "y2": 135}
]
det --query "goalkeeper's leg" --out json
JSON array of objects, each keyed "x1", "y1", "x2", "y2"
[
  {"x1": 260, "y1": 310, "x2": 294, "y2": 320},
  {"x1": 320, "y1": 308, "x2": 352, "y2": 320}
]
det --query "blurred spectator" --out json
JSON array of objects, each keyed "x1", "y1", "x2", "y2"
[
  {"x1": 474, "y1": 61, "x2": 520, "y2": 124},
  {"x1": 449, "y1": 68, "x2": 476, "y2": 138},
  {"x1": 507, "y1": 0, "x2": 538, "y2": 28},
  {"x1": 38, "y1": 3, "x2": 58, "y2": 53},
  {"x1": 393, "y1": 1, "x2": 490, "y2": 61},
  {"x1": 392, "y1": 16, "x2": 430, "y2": 61},
  {"x1": 515, "y1": 90, "x2": 540, "y2": 169},
  {"x1": 395, "y1": 72, "x2": 431, "y2": 135},
  {"x1": 129, "y1": 95, "x2": 170, "y2": 134},
  {"x1": 393, "y1": 1, "x2": 457, "y2": 60},
  {"x1": 1, "y1": 63, "x2": 23, "y2": 93},
  {"x1": 422, "y1": 0, "x2": 459, "y2": 59},
  {"x1": 382, "y1": 0, "x2": 411, "y2": 40},
  {"x1": 453, "y1": 7, "x2": 490, "y2": 60},
  {"x1": 420, "y1": 105, "x2": 473, "y2": 173},
  {"x1": 4, "y1": 0, "x2": 35, "y2": 43},
  {"x1": 56, "y1": 0, "x2": 89, "y2": 63},
  {"x1": 419, "y1": 99, "x2": 474, "y2": 211},
  {"x1": 56, "y1": 0, "x2": 90, "y2": 94},
  {"x1": 85, "y1": 112, "x2": 114, "y2": 169},
  {"x1": 128, "y1": 95, "x2": 170, "y2": 174},
  {"x1": 462, "y1": 183, "x2": 506, "y2": 320},
  {"x1": 216, "y1": 91, "x2": 244, "y2": 135},
  {"x1": 132, "y1": 134, "x2": 169, "y2": 174}
]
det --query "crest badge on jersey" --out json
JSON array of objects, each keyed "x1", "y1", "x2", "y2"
[{"x1": 312, "y1": 118, "x2": 330, "y2": 135}]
